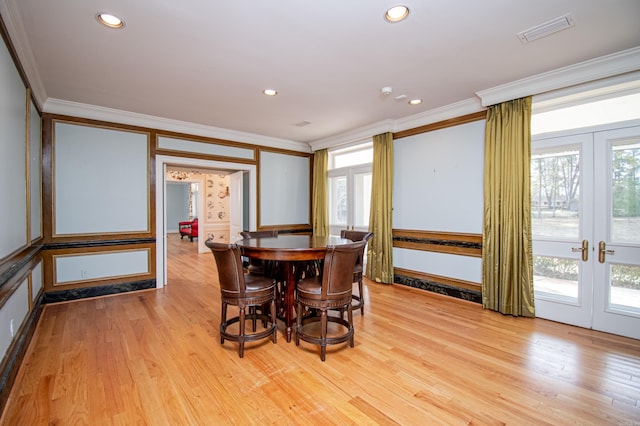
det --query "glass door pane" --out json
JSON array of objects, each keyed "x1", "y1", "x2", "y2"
[
  {"x1": 609, "y1": 140, "x2": 640, "y2": 312},
  {"x1": 329, "y1": 175, "x2": 347, "y2": 228},
  {"x1": 353, "y1": 171, "x2": 371, "y2": 229},
  {"x1": 610, "y1": 141, "x2": 640, "y2": 243},
  {"x1": 531, "y1": 148, "x2": 580, "y2": 240}
]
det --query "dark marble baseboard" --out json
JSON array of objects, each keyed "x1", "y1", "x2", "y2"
[
  {"x1": 393, "y1": 235, "x2": 482, "y2": 250},
  {"x1": 43, "y1": 279, "x2": 156, "y2": 303},
  {"x1": 394, "y1": 274, "x2": 482, "y2": 304}
]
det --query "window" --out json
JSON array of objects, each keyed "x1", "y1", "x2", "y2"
[
  {"x1": 532, "y1": 77, "x2": 640, "y2": 135},
  {"x1": 189, "y1": 182, "x2": 199, "y2": 218},
  {"x1": 328, "y1": 143, "x2": 373, "y2": 235}
]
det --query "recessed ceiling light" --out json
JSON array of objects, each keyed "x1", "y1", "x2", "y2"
[
  {"x1": 385, "y1": 5, "x2": 409, "y2": 23},
  {"x1": 263, "y1": 89, "x2": 278, "y2": 96},
  {"x1": 408, "y1": 99, "x2": 423, "y2": 105},
  {"x1": 96, "y1": 13, "x2": 125, "y2": 29}
]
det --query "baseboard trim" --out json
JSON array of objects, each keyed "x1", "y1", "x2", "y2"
[
  {"x1": 394, "y1": 271, "x2": 481, "y2": 303},
  {"x1": 43, "y1": 279, "x2": 156, "y2": 303}
]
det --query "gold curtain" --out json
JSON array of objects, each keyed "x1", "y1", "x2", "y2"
[
  {"x1": 482, "y1": 97, "x2": 535, "y2": 317},
  {"x1": 312, "y1": 149, "x2": 329, "y2": 236},
  {"x1": 366, "y1": 132, "x2": 394, "y2": 284}
]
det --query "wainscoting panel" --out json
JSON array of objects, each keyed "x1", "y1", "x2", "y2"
[
  {"x1": 392, "y1": 229, "x2": 482, "y2": 303},
  {"x1": 54, "y1": 249, "x2": 150, "y2": 286},
  {"x1": 43, "y1": 243, "x2": 156, "y2": 294}
]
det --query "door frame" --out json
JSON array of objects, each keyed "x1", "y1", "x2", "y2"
[{"x1": 155, "y1": 155, "x2": 257, "y2": 288}]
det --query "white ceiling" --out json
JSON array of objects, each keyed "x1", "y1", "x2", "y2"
[{"x1": 2, "y1": 0, "x2": 640, "y2": 149}]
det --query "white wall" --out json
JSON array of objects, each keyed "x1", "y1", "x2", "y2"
[
  {"x1": 392, "y1": 120, "x2": 485, "y2": 283},
  {"x1": 260, "y1": 151, "x2": 310, "y2": 226},
  {"x1": 166, "y1": 182, "x2": 190, "y2": 232}
]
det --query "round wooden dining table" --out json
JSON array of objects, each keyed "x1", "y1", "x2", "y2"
[{"x1": 236, "y1": 234, "x2": 352, "y2": 342}]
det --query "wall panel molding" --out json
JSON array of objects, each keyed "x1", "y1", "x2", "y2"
[
  {"x1": 157, "y1": 134, "x2": 256, "y2": 162},
  {"x1": 52, "y1": 120, "x2": 151, "y2": 236},
  {"x1": 393, "y1": 229, "x2": 482, "y2": 258},
  {"x1": 393, "y1": 111, "x2": 487, "y2": 140}
]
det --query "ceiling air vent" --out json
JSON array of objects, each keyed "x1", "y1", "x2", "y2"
[{"x1": 517, "y1": 13, "x2": 575, "y2": 44}]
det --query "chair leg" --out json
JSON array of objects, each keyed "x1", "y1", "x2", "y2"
[
  {"x1": 348, "y1": 304, "x2": 355, "y2": 347},
  {"x1": 358, "y1": 278, "x2": 365, "y2": 315},
  {"x1": 262, "y1": 303, "x2": 269, "y2": 328},
  {"x1": 296, "y1": 302, "x2": 302, "y2": 346},
  {"x1": 239, "y1": 307, "x2": 246, "y2": 358},
  {"x1": 270, "y1": 300, "x2": 277, "y2": 343},
  {"x1": 320, "y1": 309, "x2": 327, "y2": 361},
  {"x1": 250, "y1": 306, "x2": 257, "y2": 332},
  {"x1": 220, "y1": 302, "x2": 227, "y2": 344}
]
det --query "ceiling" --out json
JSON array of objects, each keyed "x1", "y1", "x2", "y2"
[{"x1": 2, "y1": 0, "x2": 640, "y2": 149}]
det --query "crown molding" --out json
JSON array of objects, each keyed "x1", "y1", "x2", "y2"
[
  {"x1": 0, "y1": 0, "x2": 47, "y2": 108},
  {"x1": 476, "y1": 46, "x2": 640, "y2": 107},
  {"x1": 308, "y1": 119, "x2": 395, "y2": 152},
  {"x1": 308, "y1": 98, "x2": 484, "y2": 151},
  {"x1": 43, "y1": 98, "x2": 311, "y2": 153},
  {"x1": 393, "y1": 98, "x2": 485, "y2": 133}
]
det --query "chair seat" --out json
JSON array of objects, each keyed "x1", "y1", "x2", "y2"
[
  {"x1": 244, "y1": 274, "x2": 275, "y2": 292},
  {"x1": 297, "y1": 277, "x2": 350, "y2": 303}
]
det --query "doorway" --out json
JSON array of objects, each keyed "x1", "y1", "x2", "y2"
[
  {"x1": 532, "y1": 124, "x2": 640, "y2": 339},
  {"x1": 155, "y1": 155, "x2": 257, "y2": 288}
]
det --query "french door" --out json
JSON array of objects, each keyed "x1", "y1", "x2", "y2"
[{"x1": 532, "y1": 125, "x2": 640, "y2": 339}]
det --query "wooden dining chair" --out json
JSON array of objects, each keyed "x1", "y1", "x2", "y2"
[
  {"x1": 340, "y1": 230, "x2": 374, "y2": 314},
  {"x1": 205, "y1": 240, "x2": 278, "y2": 358},
  {"x1": 295, "y1": 240, "x2": 366, "y2": 361}
]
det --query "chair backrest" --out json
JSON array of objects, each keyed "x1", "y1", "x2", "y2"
[
  {"x1": 340, "y1": 230, "x2": 373, "y2": 266},
  {"x1": 240, "y1": 230, "x2": 278, "y2": 239},
  {"x1": 205, "y1": 240, "x2": 246, "y2": 297},
  {"x1": 320, "y1": 240, "x2": 367, "y2": 299},
  {"x1": 339, "y1": 229, "x2": 372, "y2": 242}
]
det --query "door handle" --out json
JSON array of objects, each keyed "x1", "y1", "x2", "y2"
[
  {"x1": 571, "y1": 239, "x2": 589, "y2": 262},
  {"x1": 598, "y1": 241, "x2": 615, "y2": 263}
]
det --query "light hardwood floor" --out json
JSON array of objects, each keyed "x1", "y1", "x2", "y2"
[{"x1": 2, "y1": 233, "x2": 639, "y2": 425}]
